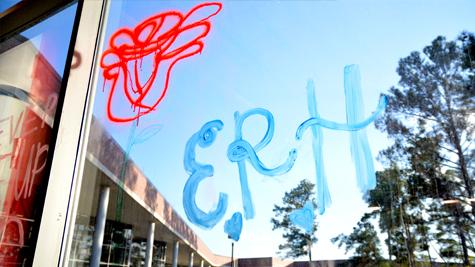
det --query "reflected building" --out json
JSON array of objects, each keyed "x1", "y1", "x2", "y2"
[
  {"x1": 0, "y1": 33, "x2": 60, "y2": 266},
  {"x1": 69, "y1": 116, "x2": 232, "y2": 266}
]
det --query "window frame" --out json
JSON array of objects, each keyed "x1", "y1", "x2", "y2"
[
  {"x1": 30, "y1": 1, "x2": 113, "y2": 266},
  {"x1": 0, "y1": 1, "x2": 111, "y2": 266}
]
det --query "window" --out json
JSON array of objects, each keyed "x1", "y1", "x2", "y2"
[
  {"x1": 0, "y1": 3, "x2": 78, "y2": 265},
  {"x1": 70, "y1": 1, "x2": 475, "y2": 265}
]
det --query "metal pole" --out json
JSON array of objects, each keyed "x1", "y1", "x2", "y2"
[
  {"x1": 231, "y1": 242, "x2": 234, "y2": 267},
  {"x1": 188, "y1": 252, "x2": 194, "y2": 267},
  {"x1": 172, "y1": 241, "x2": 179, "y2": 267},
  {"x1": 90, "y1": 186, "x2": 110, "y2": 267},
  {"x1": 144, "y1": 222, "x2": 155, "y2": 267},
  {"x1": 308, "y1": 238, "x2": 314, "y2": 267},
  {"x1": 163, "y1": 243, "x2": 167, "y2": 265}
]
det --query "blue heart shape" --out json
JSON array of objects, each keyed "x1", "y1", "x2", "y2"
[
  {"x1": 289, "y1": 201, "x2": 314, "y2": 233},
  {"x1": 224, "y1": 212, "x2": 243, "y2": 241}
]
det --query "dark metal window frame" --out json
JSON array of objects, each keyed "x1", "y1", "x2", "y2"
[
  {"x1": 0, "y1": 0, "x2": 78, "y2": 42},
  {"x1": 0, "y1": 0, "x2": 84, "y2": 266}
]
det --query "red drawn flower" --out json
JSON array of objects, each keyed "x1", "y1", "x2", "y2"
[{"x1": 100, "y1": 2, "x2": 222, "y2": 123}]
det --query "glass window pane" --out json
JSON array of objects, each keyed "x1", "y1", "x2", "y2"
[
  {"x1": 71, "y1": 1, "x2": 475, "y2": 266},
  {"x1": 0, "y1": 3, "x2": 77, "y2": 265}
]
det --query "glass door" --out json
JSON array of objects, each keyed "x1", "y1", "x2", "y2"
[{"x1": 0, "y1": 3, "x2": 78, "y2": 265}]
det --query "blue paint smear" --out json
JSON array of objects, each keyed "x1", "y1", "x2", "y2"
[
  {"x1": 183, "y1": 120, "x2": 228, "y2": 229},
  {"x1": 296, "y1": 65, "x2": 386, "y2": 214},
  {"x1": 224, "y1": 212, "x2": 243, "y2": 242},
  {"x1": 133, "y1": 124, "x2": 163, "y2": 145},
  {"x1": 295, "y1": 95, "x2": 387, "y2": 139},
  {"x1": 344, "y1": 65, "x2": 377, "y2": 192},
  {"x1": 117, "y1": 122, "x2": 162, "y2": 221},
  {"x1": 289, "y1": 201, "x2": 315, "y2": 234},
  {"x1": 227, "y1": 108, "x2": 297, "y2": 219},
  {"x1": 304, "y1": 81, "x2": 331, "y2": 215}
]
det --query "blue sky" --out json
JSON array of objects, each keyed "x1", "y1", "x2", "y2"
[
  {"x1": 92, "y1": 0, "x2": 475, "y2": 260},
  {"x1": 20, "y1": 4, "x2": 77, "y2": 76},
  {"x1": 0, "y1": 0, "x2": 21, "y2": 13}
]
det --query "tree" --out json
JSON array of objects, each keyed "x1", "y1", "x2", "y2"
[
  {"x1": 331, "y1": 213, "x2": 384, "y2": 266},
  {"x1": 368, "y1": 165, "x2": 437, "y2": 266},
  {"x1": 335, "y1": 163, "x2": 434, "y2": 266},
  {"x1": 368, "y1": 166, "x2": 417, "y2": 265},
  {"x1": 271, "y1": 180, "x2": 318, "y2": 263},
  {"x1": 375, "y1": 33, "x2": 475, "y2": 265}
]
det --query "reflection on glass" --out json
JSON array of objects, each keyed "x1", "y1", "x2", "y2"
[
  {"x1": 0, "y1": 0, "x2": 21, "y2": 14},
  {"x1": 0, "y1": 4, "x2": 77, "y2": 265},
  {"x1": 71, "y1": 0, "x2": 475, "y2": 266},
  {"x1": 69, "y1": 160, "x2": 167, "y2": 267}
]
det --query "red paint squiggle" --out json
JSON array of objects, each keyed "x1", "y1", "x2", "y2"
[{"x1": 100, "y1": 2, "x2": 222, "y2": 123}]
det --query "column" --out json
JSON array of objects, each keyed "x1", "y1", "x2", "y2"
[
  {"x1": 200, "y1": 260, "x2": 204, "y2": 267},
  {"x1": 90, "y1": 186, "x2": 110, "y2": 267},
  {"x1": 144, "y1": 222, "x2": 155, "y2": 267},
  {"x1": 188, "y1": 252, "x2": 194, "y2": 267},
  {"x1": 172, "y1": 241, "x2": 180, "y2": 267}
]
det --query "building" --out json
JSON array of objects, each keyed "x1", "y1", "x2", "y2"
[
  {"x1": 0, "y1": 14, "x2": 357, "y2": 266},
  {"x1": 0, "y1": 1, "x2": 235, "y2": 266}
]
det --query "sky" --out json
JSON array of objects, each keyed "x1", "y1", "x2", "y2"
[
  {"x1": 90, "y1": 0, "x2": 475, "y2": 260},
  {"x1": 20, "y1": 4, "x2": 77, "y2": 76},
  {"x1": 0, "y1": 0, "x2": 21, "y2": 14}
]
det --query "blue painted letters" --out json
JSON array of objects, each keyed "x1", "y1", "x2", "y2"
[
  {"x1": 182, "y1": 65, "x2": 386, "y2": 238},
  {"x1": 183, "y1": 120, "x2": 229, "y2": 229},
  {"x1": 227, "y1": 108, "x2": 297, "y2": 219}
]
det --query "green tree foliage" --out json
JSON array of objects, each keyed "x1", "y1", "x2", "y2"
[
  {"x1": 331, "y1": 213, "x2": 383, "y2": 266},
  {"x1": 368, "y1": 166, "x2": 435, "y2": 266},
  {"x1": 271, "y1": 180, "x2": 318, "y2": 261},
  {"x1": 332, "y1": 32, "x2": 475, "y2": 266},
  {"x1": 374, "y1": 33, "x2": 475, "y2": 265}
]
